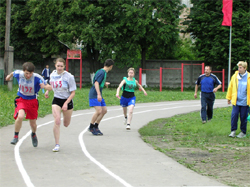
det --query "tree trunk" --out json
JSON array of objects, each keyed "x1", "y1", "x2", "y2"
[
  {"x1": 87, "y1": 45, "x2": 101, "y2": 73},
  {"x1": 141, "y1": 47, "x2": 146, "y2": 73}
]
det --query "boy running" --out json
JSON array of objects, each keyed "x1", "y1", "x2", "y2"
[
  {"x1": 5, "y1": 62, "x2": 51, "y2": 147},
  {"x1": 88, "y1": 59, "x2": 114, "y2": 135}
]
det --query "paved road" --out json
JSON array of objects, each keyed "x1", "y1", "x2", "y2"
[{"x1": 0, "y1": 99, "x2": 230, "y2": 187}]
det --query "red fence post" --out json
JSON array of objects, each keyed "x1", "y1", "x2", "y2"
[
  {"x1": 181, "y1": 63, "x2": 184, "y2": 92},
  {"x1": 202, "y1": 63, "x2": 205, "y2": 74},
  {"x1": 160, "y1": 67, "x2": 162, "y2": 92},
  {"x1": 139, "y1": 68, "x2": 142, "y2": 91},
  {"x1": 66, "y1": 59, "x2": 69, "y2": 71},
  {"x1": 80, "y1": 54, "x2": 82, "y2": 89}
]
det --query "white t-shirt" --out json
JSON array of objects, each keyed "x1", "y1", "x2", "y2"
[{"x1": 50, "y1": 70, "x2": 77, "y2": 99}]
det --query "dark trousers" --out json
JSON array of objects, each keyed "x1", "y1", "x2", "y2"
[
  {"x1": 231, "y1": 105, "x2": 249, "y2": 134},
  {"x1": 45, "y1": 77, "x2": 50, "y2": 84},
  {"x1": 200, "y1": 92, "x2": 215, "y2": 121}
]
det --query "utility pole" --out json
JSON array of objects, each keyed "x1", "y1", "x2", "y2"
[{"x1": 4, "y1": 0, "x2": 12, "y2": 90}]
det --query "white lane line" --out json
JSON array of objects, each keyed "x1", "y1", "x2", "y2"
[
  {"x1": 15, "y1": 102, "x2": 228, "y2": 187},
  {"x1": 14, "y1": 121, "x2": 54, "y2": 187}
]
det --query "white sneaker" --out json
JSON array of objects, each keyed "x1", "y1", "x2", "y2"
[
  {"x1": 236, "y1": 132, "x2": 246, "y2": 138},
  {"x1": 126, "y1": 125, "x2": 130, "y2": 130},
  {"x1": 124, "y1": 118, "x2": 127, "y2": 125},
  {"x1": 229, "y1": 131, "x2": 236, "y2": 138},
  {"x1": 52, "y1": 144, "x2": 60, "y2": 152}
]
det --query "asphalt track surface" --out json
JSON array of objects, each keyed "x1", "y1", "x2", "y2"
[{"x1": 0, "y1": 99, "x2": 230, "y2": 187}]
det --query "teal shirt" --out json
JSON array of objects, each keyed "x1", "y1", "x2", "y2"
[{"x1": 122, "y1": 77, "x2": 137, "y2": 92}]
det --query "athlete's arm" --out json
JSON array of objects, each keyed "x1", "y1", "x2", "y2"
[
  {"x1": 116, "y1": 80, "x2": 126, "y2": 99},
  {"x1": 62, "y1": 91, "x2": 75, "y2": 111},
  {"x1": 136, "y1": 80, "x2": 147, "y2": 96},
  {"x1": 5, "y1": 72, "x2": 14, "y2": 81},
  {"x1": 94, "y1": 81, "x2": 102, "y2": 102}
]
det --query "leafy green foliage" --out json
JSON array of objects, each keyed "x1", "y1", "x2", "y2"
[{"x1": 183, "y1": 0, "x2": 250, "y2": 69}]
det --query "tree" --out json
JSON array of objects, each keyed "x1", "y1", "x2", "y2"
[
  {"x1": 114, "y1": 0, "x2": 183, "y2": 70},
  {"x1": 1, "y1": 0, "x2": 184, "y2": 72},
  {"x1": 183, "y1": 0, "x2": 250, "y2": 70}
]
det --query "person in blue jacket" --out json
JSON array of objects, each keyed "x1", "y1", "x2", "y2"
[
  {"x1": 194, "y1": 66, "x2": 222, "y2": 124},
  {"x1": 42, "y1": 65, "x2": 51, "y2": 83}
]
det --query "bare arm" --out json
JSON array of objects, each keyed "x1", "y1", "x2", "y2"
[
  {"x1": 62, "y1": 91, "x2": 76, "y2": 111},
  {"x1": 194, "y1": 84, "x2": 199, "y2": 99},
  {"x1": 116, "y1": 80, "x2": 126, "y2": 99},
  {"x1": 94, "y1": 81, "x2": 102, "y2": 102},
  {"x1": 213, "y1": 84, "x2": 222, "y2": 93},
  {"x1": 136, "y1": 80, "x2": 147, "y2": 95},
  {"x1": 5, "y1": 72, "x2": 14, "y2": 81}
]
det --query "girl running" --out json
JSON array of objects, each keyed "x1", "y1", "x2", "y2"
[
  {"x1": 45, "y1": 58, "x2": 76, "y2": 152},
  {"x1": 116, "y1": 67, "x2": 147, "y2": 130}
]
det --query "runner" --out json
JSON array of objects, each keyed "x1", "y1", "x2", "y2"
[
  {"x1": 45, "y1": 58, "x2": 76, "y2": 151},
  {"x1": 116, "y1": 67, "x2": 147, "y2": 130},
  {"x1": 5, "y1": 62, "x2": 50, "y2": 147},
  {"x1": 88, "y1": 59, "x2": 114, "y2": 135}
]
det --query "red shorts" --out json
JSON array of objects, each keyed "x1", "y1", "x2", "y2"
[{"x1": 14, "y1": 97, "x2": 39, "y2": 120}]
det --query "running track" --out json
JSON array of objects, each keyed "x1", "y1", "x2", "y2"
[{"x1": 0, "y1": 99, "x2": 229, "y2": 187}]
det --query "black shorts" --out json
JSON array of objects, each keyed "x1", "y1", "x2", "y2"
[{"x1": 52, "y1": 97, "x2": 73, "y2": 110}]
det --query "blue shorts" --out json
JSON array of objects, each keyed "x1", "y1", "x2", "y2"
[
  {"x1": 89, "y1": 98, "x2": 106, "y2": 107},
  {"x1": 120, "y1": 96, "x2": 136, "y2": 107}
]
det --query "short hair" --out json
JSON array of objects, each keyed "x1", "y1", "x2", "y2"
[
  {"x1": 55, "y1": 58, "x2": 65, "y2": 65},
  {"x1": 22, "y1": 62, "x2": 35, "y2": 72},
  {"x1": 237, "y1": 61, "x2": 247, "y2": 69},
  {"x1": 104, "y1": 59, "x2": 114, "y2": 67},
  {"x1": 127, "y1": 67, "x2": 135, "y2": 74},
  {"x1": 205, "y1": 66, "x2": 212, "y2": 71}
]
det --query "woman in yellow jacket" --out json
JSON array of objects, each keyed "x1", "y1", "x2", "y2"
[{"x1": 226, "y1": 61, "x2": 250, "y2": 138}]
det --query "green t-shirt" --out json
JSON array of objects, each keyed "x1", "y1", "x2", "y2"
[{"x1": 122, "y1": 77, "x2": 136, "y2": 92}]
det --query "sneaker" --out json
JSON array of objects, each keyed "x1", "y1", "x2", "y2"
[
  {"x1": 10, "y1": 138, "x2": 18, "y2": 145},
  {"x1": 236, "y1": 132, "x2": 246, "y2": 138},
  {"x1": 52, "y1": 144, "x2": 60, "y2": 152},
  {"x1": 95, "y1": 128, "x2": 103, "y2": 135},
  {"x1": 202, "y1": 121, "x2": 206, "y2": 124},
  {"x1": 126, "y1": 125, "x2": 131, "y2": 130},
  {"x1": 31, "y1": 134, "x2": 38, "y2": 147},
  {"x1": 124, "y1": 118, "x2": 127, "y2": 125},
  {"x1": 88, "y1": 127, "x2": 98, "y2": 135},
  {"x1": 229, "y1": 131, "x2": 236, "y2": 138}
]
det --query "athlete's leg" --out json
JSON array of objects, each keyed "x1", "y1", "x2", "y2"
[
  {"x1": 123, "y1": 107, "x2": 127, "y2": 118},
  {"x1": 14, "y1": 109, "x2": 25, "y2": 132},
  {"x1": 52, "y1": 105, "x2": 62, "y2": 145},
  {"x1": 62, "y1": 109, "x2": 73, "y2": 127},
  {"x1": 127, "y1": 105, "x2": 135, "y2": 124},
  {"x1": 95, "y1": 106, "x2": 107, "y2": 124},
  {"x1": 90, "y1": 106, "x2": 103, "y2": 124},
  {"x1": 29, "y1": 119, "x2": 37, "y2": 133}
]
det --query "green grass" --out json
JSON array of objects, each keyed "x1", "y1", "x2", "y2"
[
  {"x1": 139, "y1": 107, "x2": 250, "y2": 187},
  {"x1": 0, "y1": 85, "x2": 226, "y2": 127}
]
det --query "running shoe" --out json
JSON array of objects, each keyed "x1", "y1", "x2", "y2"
[
  {"x1": 95, "y1": 128, "x2": 103, "y2": 135},
  {"x1": 126, "y1": 125, "x2": 131, "y2": 130},
  {"x1": 52, "y1": 144, "x2": 60, "y2": 152},
  {"x1": 236, "y1": 132, "x2": 246, "y2": 138},
  {"x1": 229, "y1": 131, "x2": 236, "y2": 138},
  {"x1": 88, "y1": 127, "x2": 98, "y2": 135},
  {"x1": 124, "y1": 118, "x2": 127, "y2": 125},
  {"x1": 10, "y1": 138, "x2": 18, "y2": 145},
  {"x1": 31, "y1": 134, "x2": 38, "y2": 147}
]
